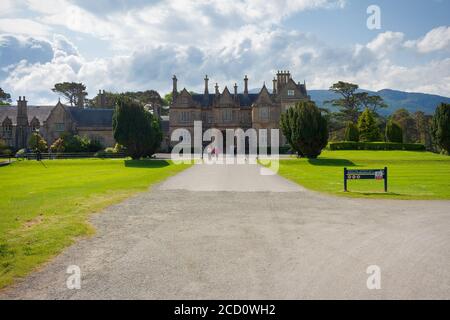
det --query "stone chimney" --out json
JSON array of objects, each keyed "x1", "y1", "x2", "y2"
[
  {"x1": 204, "y1": 75, "x2": 209, "y2": 96},
  {"x1": 234, "y1": 83, "x2": 238, "y2": 100},
  {"x1": 215, "y1": 83, "x2": 219, "y2": 96},
  {"x1": 16, "y1": 96, "x2": 29, "y2": 149},
  {"x1": 172, "y1": 75, "x2": 178, "y2": 100},
  {"x1": 276, "y1": 70, "x2": 290, "y2": 93},
  {"x1": 244, "y1": 75, "x2": 249, "y2": 96},
  {"x1": 272, "y1": 78, "x2": 277, "y2": 95}
]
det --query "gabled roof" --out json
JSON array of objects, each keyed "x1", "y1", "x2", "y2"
[
  {"x1": 0, "y1": 105, "x2": 54, "y2": 126},
  {"x1": 67, "y1": 107, "x2": 113, "y2": 128}
]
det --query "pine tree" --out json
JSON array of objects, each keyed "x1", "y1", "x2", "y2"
[{"x1": 358, "y1": 108, "x2": 380, "y2": 142}]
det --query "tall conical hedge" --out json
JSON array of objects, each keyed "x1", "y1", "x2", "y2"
[
  {"x1": 385, "y1": 120, "x2": 403, "y2": 143},
  {"x1": 358, "y1": 108, "x2": 380, "y2": 142},
  {"x1": 431, "y1": 103, "x2": 450, "y2": 154},
  {"x1": 280, "y1": 101, "x2": 328, "y2": 159}
]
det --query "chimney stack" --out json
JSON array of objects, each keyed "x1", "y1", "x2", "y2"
[
  {"x1": 273, "y1": 78, "x2": 277, "y2": 95},
  {"x1": 172, "y1": 75, "x2": 178, "y2": 100},
  {"x1": 244, "y1": 75, "x2": 249, "y2": 96},
  {"x1": 234, "y1": 83, "x2": 238, "y2": 98},
  {"x1": 215, "y1": 83, "x2": 219, "y2": 96},
  {"x1": 204, "y1": 75, "x2": 209, "y2": 96}
]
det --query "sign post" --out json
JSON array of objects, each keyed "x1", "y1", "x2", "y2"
[{"x1": 344, "y1": 167, "x2": 388, "y2": 192}]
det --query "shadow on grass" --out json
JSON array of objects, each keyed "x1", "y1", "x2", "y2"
[
  {"x1": 344, "y1": 191, "x2": 404, "y2": 198},
  {"x1": 124, "y1": 160, "x2": 170, "y2": 168},
  {"x1": 307, "y1": 158, "x2": 357, "y2": 167}
]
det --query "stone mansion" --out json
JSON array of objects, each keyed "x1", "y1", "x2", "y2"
[
  {"x1": 0, "y1": 71, "x2": 310, "y2": 151},
  {"x1": 169, "y1": 71, "x2": 310, "y2": 147}
]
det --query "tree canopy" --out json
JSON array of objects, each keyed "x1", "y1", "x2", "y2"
[
  {"x1": 0, "y1": 87, "x2": 12, "y2": 106},
  {"x1": 52, "y1": 82, "x2": 88, "y2": 107},
  {"x1": 326, "y1": 81, "x2": 387, "y2": 122}
]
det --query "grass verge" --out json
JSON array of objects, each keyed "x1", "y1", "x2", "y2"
[
  {"x1": 274, "y1": 151, "x2": 450, "y2": 200},
  {"x1": 0, "y1": 159, "x2": 190, "y2": 289}
]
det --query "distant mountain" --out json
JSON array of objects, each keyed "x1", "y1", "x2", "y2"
[
  {"x1": 249, "y1": 87, "x2": 450, "y2": 115},
  {"x1": 309, "y1": 89, "x2": 450, "y2": 116}
]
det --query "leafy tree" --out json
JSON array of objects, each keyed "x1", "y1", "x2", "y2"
[
  {"x1": 327, "y1": 81, "x2": 361, "y2": 122},
  {"x1": 358, "y1": 108, "x2": 381, "y2": 142},
  {"x1": 163, "y1": 92, "x2": 173, "y2": 106},
  {"x1": 280, "y1": 101, "x2": 328, "y2": 159},
  {"x1": 52, "y1": 82, "x2": 88, "y2": 107},
  {"x1": 124, "y1": 90, "x2": 164, "y2": 106},
  {"x1": 357, "y1": 92, "x2": 388, "y2": 114},
  {"x1": 391, "y1": 108, "x2": 419, "y2": 143},
  {"x1": 89, "y1": 91, "x2": 119, "y2": 108},
  {"x1": 28, "y1": 133, "x2": 48, "y2": 152},
  {"x1": 344, "y1": 122, "x2": 359, "y2": 142},
  {"x1": 0, "y1": 87, "x2": 12, "y2": 106},
  {"x1": 113, "y1": 95, "x2": 162, "y2": 159},
  {"x1": 385, "y1": 120, "x2": 403, "y2": 143},
  {"x1": 414, "y1": 111, "x2": 432, "y2": 149},
  {"x1": 431, "y1": 103, "x2": 450, "y2": 154}
]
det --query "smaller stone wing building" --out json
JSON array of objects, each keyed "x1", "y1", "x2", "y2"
[{"x1": 0, "y1": 97, "x2": 116, "y2": 150}]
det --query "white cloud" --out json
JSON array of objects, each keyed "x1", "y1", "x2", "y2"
[
  {"x1": 1, "y1": 1, "x2": 450, "y2": 104},
  {"x1": 0, "y1": 18, "x2": 50, "y2": 36},
  {"x1": 366, "y1": 31, "x2": 405, "y2": 56},
  {"x1": 405, "y1": 26, "x2": 450, "y2": 53}
]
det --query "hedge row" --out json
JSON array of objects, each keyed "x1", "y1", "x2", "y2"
[{"x1": 329, "y1": 142, "x2": 426, "y2": 151}]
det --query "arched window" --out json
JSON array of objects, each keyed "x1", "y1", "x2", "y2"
[
  {"x1": 2, "y1": 117, "x2": 12, "y2": 136},
  {"x1": 30, "y1": 117, "x2": 40, "y2": 132}
]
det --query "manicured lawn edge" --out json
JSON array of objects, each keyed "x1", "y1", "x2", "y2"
[{"x1": 0, "y1": 159, "x2": 191, "y2": 289}]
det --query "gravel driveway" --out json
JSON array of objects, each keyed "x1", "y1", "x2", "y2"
[{"x1": 1, "y1": 163, "x2": 449, "y2": 299}]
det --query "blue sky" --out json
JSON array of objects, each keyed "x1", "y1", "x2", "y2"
[{"x1": 0, "y1": 0, "x2": 449, "y2": 104}]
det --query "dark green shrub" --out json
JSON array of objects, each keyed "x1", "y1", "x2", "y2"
[
  {"x1": 329, "y1": 142, "x2": 425, "y2": 151},
  {"x1": 113, "y1": 95, "x2": 162, "y2": 159},
  {"x1": 85, "y1": 139, "x2": 103, "y2": 153},
  {"x1": 344, "y1": 122, "x2": 359, "y2": 142},
  {"x1": 431, "y1": 103, "x2": 450, "y2": 154},
  {"x1": 280, "y1": 101, "x2": 328, "y2": 159},
  {"x1": 386, "y1": 120, "x2": 403, "y2": 143}
]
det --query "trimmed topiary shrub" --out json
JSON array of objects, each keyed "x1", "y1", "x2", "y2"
[
  {"x1": 386, "y1": 120, "x2": 403, "y2": 143},
  {"x1": 431, "y1": 103, "x2": 450, "y2": 154},
  {"x1": 344, "y1": 122, "x2": 359, "y2": 142},
  {"x1": 280, "y1": 101, "x2": 328, "y2": 159}
]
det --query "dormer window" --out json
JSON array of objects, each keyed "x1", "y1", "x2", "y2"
[{"x1": 287, "y1": 90, "x2": 295, "y2": 96}]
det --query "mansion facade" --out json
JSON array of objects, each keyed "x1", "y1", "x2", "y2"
[{"x1": 169, "y1": 71, "x2": 310, "y2": 147}]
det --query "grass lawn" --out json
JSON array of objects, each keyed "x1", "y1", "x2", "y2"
[
  {"x1": 276, "y1": 151, "x2": 450, "y2": 200},
  {"x1": 0, "y1": 159, "x2": 190, "y2": 289}
]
